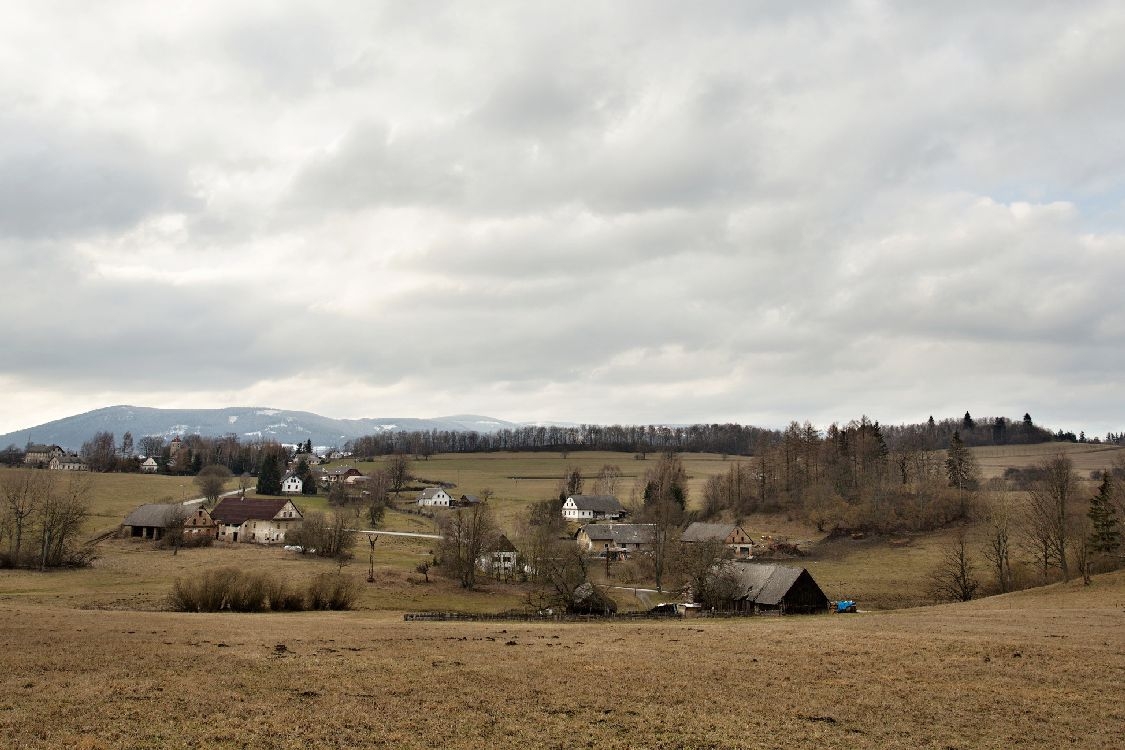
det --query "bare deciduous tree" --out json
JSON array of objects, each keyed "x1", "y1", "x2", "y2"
[
  {"x1": 194, "y1": 464, "x2": 232, "y2": 507},
  {"x1": 638, "y1": 452, "x2": 688, "y2": 591},
  {"x1": 387, "y1": 453, "x2": 411, "y2": 496},
  {"x1": 36, "y1": 475, "x2": 92, "y2": 570},
  {"x1": 679, "y1": 538, "x2": 734, "y2": 605},
  {"x1": 557, "y1": 467, "x2": 583, "y2": 498},
  {"x1": 592, "y1": 465, "x2": 622, "y2": 497},
  {"x1": 928, "y1": 532, "x2": 980, "y2": 602},
  {"x1": 982, "y1": 493, "x2": 1015, "y2": 593},
  {"x1": 438, "y1": 502, "x2": 499, "y2": 589},
  {"x1": 1026, "y1": 454, "x2": 1078, "y2": 581},
  {"x1": 2, "y1": 471, "x2": 44, "y2": 564},
  {"x1": 163, "y1": 504, "x2": 188, "y2": 556}
]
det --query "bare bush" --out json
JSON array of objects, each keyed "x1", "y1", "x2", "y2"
[
  {"x1": 171, "y1": 567, "x2": 239, "y2": 612},
  {"x1": 170, "y1": 568, "x2": 315, "y2": 612},
  {"x1": 307, "y1": 572, "x2": 360, "y2": 610}
]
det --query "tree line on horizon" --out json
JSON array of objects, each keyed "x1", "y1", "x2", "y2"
[
  {"x1": 344, "y1": 411, "x2": 1074, "y2": 458},
  {"x1": 0, "y1": 412, "x2": 1113, "y2": 479}
]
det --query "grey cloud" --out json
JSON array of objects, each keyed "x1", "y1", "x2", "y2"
[
  {"x1": 3, "y1": 2, "x2": 1125, "y2": 436},
  {"x1": 0, "y1": 120, "x2": 194, "y2": 239}
]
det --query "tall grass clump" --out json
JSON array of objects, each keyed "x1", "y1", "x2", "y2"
[
  {"x1": 170, "y1": 568, "x2": 359, "y2": 612},
  {"x1": 307, "y1": 571, "x2": 360, "y2": 610},
  {"x1": 171, "y1": 567, "x2": 240, "y2": 612}
]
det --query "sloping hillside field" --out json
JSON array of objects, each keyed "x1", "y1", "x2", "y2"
[{"x1": 2, "y1": 572, "x2": 1122, "y2": 749}]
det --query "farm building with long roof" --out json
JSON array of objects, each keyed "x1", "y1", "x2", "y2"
[{"x1": 713, "y1": 563, "x2": 829, "y2": 614}]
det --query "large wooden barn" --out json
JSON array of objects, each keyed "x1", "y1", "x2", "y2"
[{"x1": 714, "y1": 563, "x2": 829, "y2": 614}]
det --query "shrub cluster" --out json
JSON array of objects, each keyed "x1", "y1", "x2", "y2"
[
  {"x1": 157, "y1": 534, "x2": 214, "y2": 550},
  {"x1": 169, "y1": 567, "x2": 356, "y2": 612}
]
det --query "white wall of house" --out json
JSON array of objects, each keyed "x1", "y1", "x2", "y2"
[
  {"x1": 562, "y1": 498, "x2": 592, "y2": 520},
  {"x1": 418, "y1": 489, "x2": 452, "y2": 507},
  {"x1": 281, "y1": 476, "x2": 304, "y2": 494}
]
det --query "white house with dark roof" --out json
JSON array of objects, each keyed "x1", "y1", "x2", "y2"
[
  {"x1": 562, "y1": 494, "x2": 625, "y2": 521},
  {"x1": 418, "y1": 487, "x2": 452, "y2": 507},
  {"x1": 281, "y1": 473, "x2": 305, "y2": 494}
]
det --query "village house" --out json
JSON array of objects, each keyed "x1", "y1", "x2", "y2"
[
  {"x1": 48, "y1": 454, "x2": 87, "y2": 471},
  {"x1": 417, "y1": 487, "x2": 452, "y2": 507},
  {"x1": 24, "y1": 444, "x2": 65, "y2": 467},
  {"x1": 576, "y1": 523, "x2": 656, "y2": 556},
  {"x1": 140, "y1": 457, "x2": 159, "y2": 473},
  {"x1": 210, "y1": 497, "x2": 303, "y2": 544},
  {"x1": 562, "y1": 494, "x2": 626, "y2": 521},
  {"x1": 319, "y1": 466, "x2": 363, "y2": 485},
  {"x1": 681, "y1": 522, "x2": 755, "y2": 558},
  {"x1": 122, "y1": 504, "x2": 216, "y2": 541},
  {"x1": 281, "y1": 473, "x2": 305, "y2": 494},
  {"x1": 478, "y1": 534, "x2": 519, "y2": 579},
  {"x1": 182, "y1": 506, "x2": 218, "y2": 538},
  {"x1": 708, "y1": 563, "x2": 829, "y2": 615}
]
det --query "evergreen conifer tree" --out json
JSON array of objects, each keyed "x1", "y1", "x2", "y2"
[
  {"x1": 256, "y1": 453, "x2": 283, "y2": 495},
  {"x1": 1088, "y1": 473, "x2": 1121, "y2": 556}
]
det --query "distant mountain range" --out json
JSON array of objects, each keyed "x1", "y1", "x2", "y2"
[{"x1": 0, "y1": 406, "x2": 527, "y2": 452}]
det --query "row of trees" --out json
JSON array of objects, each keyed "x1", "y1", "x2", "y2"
[
  {"x1": 342, "y1": 413, "x2": 1067, "y2": 460},
  {"x1": 697, "y1": 420, "x2": 983, "y2": 535},
  {"x1": 0, "y1": 472, "x2": 92, "y2": 569}
]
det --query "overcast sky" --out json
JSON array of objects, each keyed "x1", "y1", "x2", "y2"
[{"x1": 1, "y1": 1, "x2": 1123, "y2": 437}]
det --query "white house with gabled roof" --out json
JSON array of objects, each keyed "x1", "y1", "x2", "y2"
[{"x1": 418, "y1": 487, "x2": 452, "y2": 507}]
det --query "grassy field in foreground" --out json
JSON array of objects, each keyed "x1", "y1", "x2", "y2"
[{"x1": 1, "y1": 571, "x2": 1121, "y2": 749}]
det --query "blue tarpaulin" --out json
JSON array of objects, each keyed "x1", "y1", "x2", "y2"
[{"x1": 836, "y1": 600, "x2": 856, "y2": 613}]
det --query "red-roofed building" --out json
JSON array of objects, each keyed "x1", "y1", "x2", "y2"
[{"x1": 210, "y1": 497, "x2": 303, "y2": 544}]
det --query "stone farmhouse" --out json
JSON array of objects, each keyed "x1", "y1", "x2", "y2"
[
  {"x1": 211, "y1": 497, "x2": 303, "y2": 544},
  {"x1": 24, "y1": 444, "x2": 65, "y2": 467},
  {"x1": 140, "y1": 457, "x2": 159, "y2": 473},
  {"x1": 681, "y1": 522, "x2": 755, "y2": 558},
  {"x1": 576, "y1": 523, "x2": 655, "y2": 556},
  {"x1": 562, "y1": 494, "x2": 626, "y2": 521},
  {"x1": 48, "y1": 454, "x2": 87, "y2": 471},
  {"x1": 319, "y1": 467, "x2": 363, "y2": 486}
]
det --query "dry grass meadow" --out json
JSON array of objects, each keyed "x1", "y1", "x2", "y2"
[
  {"x1": 2, "y1": 444, "x2": 1124, "y2": 747},
  {"x1": 1, "y1": 572, "x2": 1122, "y2": 749}
]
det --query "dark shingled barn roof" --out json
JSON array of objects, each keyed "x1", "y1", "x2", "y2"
[
  {"x1": 122, "y1": 503, "x2": 183, "y2": 528},
  {"x1": 567, "y1": 495, "x2": 624, "y2": 513},
  {"x1": 211, "y1": 497, "x2": 294, "y2": 525},
  {"x1": 725, "y1": 563, "x2": 826, "y2": 607}
]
